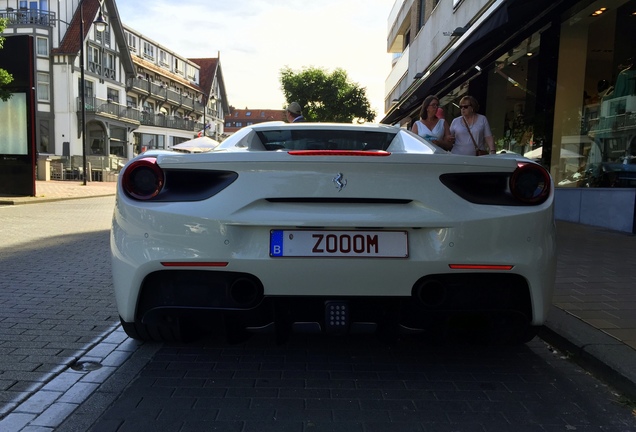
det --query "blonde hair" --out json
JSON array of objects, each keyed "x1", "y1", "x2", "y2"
[{"x1": 460, "y1": 95, "x2": 479, "y2": 113}]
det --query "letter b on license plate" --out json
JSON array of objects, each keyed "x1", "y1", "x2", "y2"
[{"x1": 270, "y1": 230, "x2": 408, "y2": 258}]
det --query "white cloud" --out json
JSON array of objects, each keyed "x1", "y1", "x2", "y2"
[{"x1": 116, "y1": 0, "x2": 393, "y2": 121}]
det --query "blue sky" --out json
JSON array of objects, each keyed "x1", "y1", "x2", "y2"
[{"x1": 116, "y1": 0, "x2": 394, "y2": 120}]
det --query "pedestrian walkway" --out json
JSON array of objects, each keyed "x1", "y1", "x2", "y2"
[
  {"x1": 542, "y1": 220, "x2": 636, "y2": 398},
  {"x1": 0, "y1": 180, "x2": 117, "y2": 205},
  {"x1": 1, "y1": 180, "x2": 635, "y2": 398}
]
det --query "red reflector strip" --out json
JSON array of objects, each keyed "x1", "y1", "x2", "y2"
[
  {"x1": 449, "y1": 264, "x2": 514, "y2": 270},
  {"x1": 161, "y1": 262, "x2": 228, "y2": 267},
  {"x1": 288, "y1": 150, "x2": 390, "y2": 156}
]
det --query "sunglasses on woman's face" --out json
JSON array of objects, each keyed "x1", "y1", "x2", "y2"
[{"x1": 460, "y1": 105, "x2": 471, "y2": 109}]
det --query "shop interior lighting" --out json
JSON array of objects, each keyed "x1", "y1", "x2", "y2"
[{"x1": 590, "y1": 7, "x2": 607, "y2": 17}]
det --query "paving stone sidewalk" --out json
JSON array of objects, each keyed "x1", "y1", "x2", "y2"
[{"x1": 0, "y1": 181, "x2": 117, "y2": 205}]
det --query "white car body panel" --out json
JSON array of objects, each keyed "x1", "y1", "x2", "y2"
[{"x1": 111, "y1": 122, "x2": 556, "y2": 341}]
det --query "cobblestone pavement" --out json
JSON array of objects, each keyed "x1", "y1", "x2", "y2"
[{"x1": 0, "y1": 197, "x2": 119, "y2": 418}]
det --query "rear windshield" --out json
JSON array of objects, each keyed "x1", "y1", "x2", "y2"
[{"x1": 255, "y1": 129, "x2": 397, "y2": 151}]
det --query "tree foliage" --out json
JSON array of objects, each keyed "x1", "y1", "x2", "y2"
[
  {"x1": 0, "y1": 18, "x2": 14, "y2": 101},
  {"x1": 280, "y1": 66, "x2": 376, "y2": 123}
]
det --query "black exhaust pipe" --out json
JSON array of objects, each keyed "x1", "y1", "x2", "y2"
[
  {"x1": 229, "y1": 277, "x2": 262, "y2": 307},
  {"x1": 413, "y1": 279, "x2": 447, "y2": 308}
]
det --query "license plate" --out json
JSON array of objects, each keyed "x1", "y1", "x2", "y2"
[{"x1": 270, "y1": 230, "x2": 408, "y2": 258}]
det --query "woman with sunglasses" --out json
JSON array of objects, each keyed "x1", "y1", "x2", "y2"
[
  {"x1": 411, "y1": 95, "x2": 453, "y2": 150},
  {"x1": 449, "y1": 95, "x2": 496, "y2": 156}
]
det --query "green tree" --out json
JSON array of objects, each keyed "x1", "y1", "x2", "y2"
[
  {"x1": 280, "y1": 66, "x2": 376, "y2": 123},
  {"x1": 0, "y1": 18, "x2": 14, "y2": 101}
]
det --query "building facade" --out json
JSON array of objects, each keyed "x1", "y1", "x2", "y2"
[
  {"x1": 224, "y1": 108, "x2": 285, "y2": 135},
  {"x1": 384, "y1": 0, "x2": 636, "y2": 233},
  {"x1": 0, "y1": 0, "x2": 228, "y2": 181}
]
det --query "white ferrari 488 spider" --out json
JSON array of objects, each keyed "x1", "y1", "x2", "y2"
[{"x1": 111, "y1": 122, "x2": 556, "y2": 344}]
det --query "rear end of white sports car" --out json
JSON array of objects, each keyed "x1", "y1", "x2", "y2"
[{"x1": 111, "y1": 123, "x2": 556, "y2": 344}]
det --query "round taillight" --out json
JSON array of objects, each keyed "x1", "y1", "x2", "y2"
[
  {"x1": 122, "y1": 157, "x2": 164, "y2": 200},
  {"x1": 510, "y1": 162, "x2": 551, "y2": 204}
]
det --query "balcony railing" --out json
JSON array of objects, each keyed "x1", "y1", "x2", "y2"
[
  {"x1": 76, "y1": 96, "x2": 202, "y2": 132},
  {"x1": 139, "y1": 112, "x2": 198, "y2": 131},
  {"x1": 77, "y1": 96, "x2": 140, "y2": 122},
  {"x1": 130, "y1": 78, "x2": 205, "y2": 115},
  {"x1": 0, "y1": 9, "x2": 55, "y2": 27}
]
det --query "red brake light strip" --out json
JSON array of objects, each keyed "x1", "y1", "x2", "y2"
[
  {"x1": 288, "y1": 150, "x2": 390, "y2": 156},
  {"x1": 449, "y1": 264, "x2": 514, "y2": 270}
]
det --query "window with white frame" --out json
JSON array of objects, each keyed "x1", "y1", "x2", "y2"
[
  {"x1": 174, "y1": 58, "x2": 183, "y2": 74},
  {"x1": 143, "y1": 41, "x2": 155, "y2": 60},
  {"x1": 79, "y1": 78, "x2": 94, "y2": 98},
  {"x1": 104, "y1": 26, "x2": 111, "y2": 48},
  {"x1": 36, "y1": 37, "x2": 48, "y2": 56},
  {"x1": 159, "y1": 50, "x2": 168, "y2": 66},
  {"x1": 104, "y1": 52, "x2": 115, "y2": 79},
  {"x1": 126, "y1": 32, "x2": 137, "y2": 52},
  {"x1": 186, "y1": 64, "x2": 195, "y2": 80},
  {"x1": 88, "y1": 46, "x2": 99, "y2": 63},
  {"x1": 107, "y1": 87, "x2": 119, "y2": 103},
  {"x1": 87, "y1": 46, "x2": 101, "y2": 74},
  {"x1": 37, "y1": 72, "x2": 49, "y2": 102}
]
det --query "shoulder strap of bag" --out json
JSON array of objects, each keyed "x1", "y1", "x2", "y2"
[{"x1": 462, "y1": 116, "x2": 479, "y2": 150}]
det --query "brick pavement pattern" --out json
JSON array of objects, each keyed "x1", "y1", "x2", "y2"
[
  {"x1": 73, "y1": 334, "x2": 636, "y2": 432},
  {"x1": 552, "y1": 222, "x2": 636, "y2": 349},
  {"x1": 0, "y1": 196, "x2": 119, "y2": 417}
]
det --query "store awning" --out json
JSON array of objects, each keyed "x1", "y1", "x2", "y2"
[{"x1": 381, "y1": 0, "x2": 564, "y2": 125}]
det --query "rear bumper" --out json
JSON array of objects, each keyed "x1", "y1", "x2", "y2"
[{"x1": 135, "y1": 270, "x2": 533, "y2": 332}]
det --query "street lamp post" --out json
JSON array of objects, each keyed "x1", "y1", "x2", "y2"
[
  {"x1": 78, "y1": 3, "x2": 107, "y2": 185},
  {"x1": 202, "y1": 93, "x2": 207, "y2": 137}
]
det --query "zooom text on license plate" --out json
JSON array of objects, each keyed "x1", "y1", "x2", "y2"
[{"x1": 270, "y1": 230, "x2": 408, "y2": 258}]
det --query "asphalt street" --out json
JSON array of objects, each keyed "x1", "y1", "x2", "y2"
[{"x1": 0, "y1": 195, "x2": 635, "y2": 431}]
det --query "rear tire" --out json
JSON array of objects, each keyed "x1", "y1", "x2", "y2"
[
  {"x1": 487, "y1": 314, "x2": 539, "y2": 345},
  {"x1": 507, "y1": 325, "x2": 540, "y2": 345}
]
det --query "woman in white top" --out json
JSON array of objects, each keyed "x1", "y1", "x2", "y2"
[
  {"x1": 448, "y1": 95, "x2": 496, "y2": 156},
  {"x1": 411, "y1": 95, "x2": 452, "y2": 151}
]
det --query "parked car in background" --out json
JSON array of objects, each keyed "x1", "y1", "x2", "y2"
[{"x1": 111, "y1": 122, "x2": 556, "y2": 344}]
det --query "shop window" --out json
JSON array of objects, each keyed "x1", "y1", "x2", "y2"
[
  {"x1": 553, "y1": 0, "x2": 636, "y2": 188},
  {"x1": 464, "y1": 29, "x2": 545, "y2": 163},
  {"x1": 89, "y1": 130, "x2": 105, "y2": 155}
]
